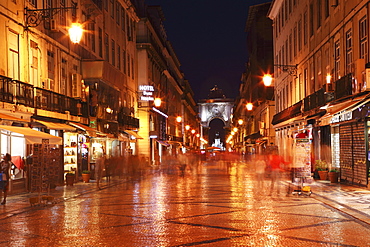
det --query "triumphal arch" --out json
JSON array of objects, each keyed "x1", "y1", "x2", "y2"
[{"x1": 198, "y1": 86, "x2": 234, "y2": 149}]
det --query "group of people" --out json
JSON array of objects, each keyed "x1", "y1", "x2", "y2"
[{"x1": 252, "y1": 150, "x2": 290, "y2": 196}]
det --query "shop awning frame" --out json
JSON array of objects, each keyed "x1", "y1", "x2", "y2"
[
  {"x1": 0, "y1": 125, "x2": 62, "y2": 144},
  {"x1": 0, "y1": 113, "x2": 28, "y2": 122},
  {"x1": 124, "y1": 130, "x2": 143, "y2": 139},
  {"x1": 156, "y1": 139, "x2": 170, "y2": 147},
  {"x1": 68, "y1": 122, "x2": 98, "y2": 137},
  {"x1": 35, "y1": 120, "x2": 76, "y2": 131}
]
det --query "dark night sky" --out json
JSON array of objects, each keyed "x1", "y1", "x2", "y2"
[{"x1": 146, "y1": 0, "x2": 271, "y2": 102}]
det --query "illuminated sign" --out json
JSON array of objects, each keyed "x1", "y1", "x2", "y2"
[
  {"x1": 330, "y1": 111, "x2": 352, "y2": 123},
  {"x1": 139, "y1": 85, "x2": 155, "y2": 101}
]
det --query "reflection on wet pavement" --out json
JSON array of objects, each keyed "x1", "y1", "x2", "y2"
[{"x1": 1, "y1": 159, "x2": 370, "y2": 246}]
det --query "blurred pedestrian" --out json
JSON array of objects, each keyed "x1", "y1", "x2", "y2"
[
  {"x1": 95, "y1": 152, "x2": 105, "y2": 189},
  {"x1": 254, "y1": 154, "x2": 266, "y2": 191},
  {"x1": 0, "y1": 153, "x2": 12, "y2": 204},
  {"x1": 268, "y1": 150, "x2": 284, "y2": 196}
]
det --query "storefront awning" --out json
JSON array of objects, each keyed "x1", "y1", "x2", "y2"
[
  {"x1": 0, "y1": 113, "x2": 28, "y2": 122},
  {"x1": 319, "y1": 97, "x2": 368, "y2": 126},
  {"x1": 156, "y1": 139, "x2": 170, "y2": 147},
  {"x1": 36, "y1": 120, "x2": 76, "y2": 131},
  {"x1": 272, "y1": 101, "x2": 302, "y2": 125},
  {"x1": 124, "y1": 130, "x2": 143, "y2": 139},
  {"x1": 68, "y1": 122, "x2": 98, "y2": 137},
  {"x1": 0, "y1": 125, "x2": 62, "y2": 144}
]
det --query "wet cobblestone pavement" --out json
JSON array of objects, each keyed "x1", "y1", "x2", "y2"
[{"x1": 1, "y1": 161, "x2": 370, "y2": 246}]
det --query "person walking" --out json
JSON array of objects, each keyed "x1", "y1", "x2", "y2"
[
  {"x1": 268, "y1": 150, "x2": 284, "y2": 196},
  {"x1": 254, "y1": 154, "x2": 267, "y2": 192},
  {"x1": 95, "y1": 152, "x2": 105, "y2": 190},
  {"x1": 0, "y1": 153, "x2": 12, "y2": 205}
]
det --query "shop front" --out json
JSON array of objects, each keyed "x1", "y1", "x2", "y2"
[
  {"x1": 0, "y1": 125, "x2": 62, "y2": 193},
  {"x1": 318, "y1": 97, "x2": 370, "y2": 187}
]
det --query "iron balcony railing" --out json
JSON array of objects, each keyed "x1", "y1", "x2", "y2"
[
  {"x1": 118, "y1": 114, "x2": 140, "y2": 129},
  {"x1": 0, "y1": 75, "x2": 14, "y2": 104}
]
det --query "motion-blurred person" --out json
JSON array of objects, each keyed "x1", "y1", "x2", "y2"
[
  {"x1": 95, "y1": 152, "x2": 106, "y2": 189},
  {"x1": 268, "y1": 150, "x2": 285, "y2": 196},
  {"x1": 0, "y1": 153, "x2": 12, "y2": 205},
  {"x1": 254, "y1": 154, "x2": 267, "y2": 191}
]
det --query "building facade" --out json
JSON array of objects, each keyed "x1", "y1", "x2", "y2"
[
  {"x1": 0, "y1": 0, "x2": 198, "y2": 193},
  {"x1": 233, "y1": 2, "x2": 275, "y2": 156},
  {"x1": 268, "y1": 0, "x2": 370, "y2": 187}
]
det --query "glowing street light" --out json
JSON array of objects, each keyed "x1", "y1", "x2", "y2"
[
  {"x1": 238, "y1": 119, "x2": 244, "y2": 125},
  {"x1": 246, "y1": 103, "x2": 253, "y2": 111},
  {"x1": 263, "y1": 74, "x2": 273, "y2": 87},
  {"x1": 185, "y1": 125, "x2": 190, "y2": 130},
  {"x1": 176, "y1": 116, "x2": 182, "y2": 123},
  {"x1": 154, "y1": 98, "x2": 162, "y2": 107},
  {"x1": 69, "y1": 23, "x2": 83, "y2": 44},
  {"x1": 191, "y1": 129, "x2": 196, "y2": 134}
]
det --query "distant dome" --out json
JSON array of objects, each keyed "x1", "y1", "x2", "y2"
[{"x1": 208, "y1": 85, "x2": 226, "y2": 99}]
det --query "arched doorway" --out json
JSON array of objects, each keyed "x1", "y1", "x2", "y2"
[{"x1": 209, "y1": 118, "x2": 225, "y2": 149}]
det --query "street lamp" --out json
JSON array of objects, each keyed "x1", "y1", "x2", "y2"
[
  {"x1": 238, "y1": 119, "x2": 244, "y2": 125},
  {"x1": 176, "y1": 116, "x2": 182, "y2": 123},
  {"x1": 246, "y1": 102, "x2": 253, "y2": 111},
  {"x1": 185, "y1": 125, "x2": 190, "y2": 131},
  {"x1": 154, "y1": 98, "x2": 162, "y2": 107},
  {"x1": 69, "y1": 23, "x2": 83, "y2": 44},
  {"x1": 24, "y1": 4, "x2": 84, "y2": 44},
  {"x1": 263, "y1": 74, "x2": 273, "y2": 87}
]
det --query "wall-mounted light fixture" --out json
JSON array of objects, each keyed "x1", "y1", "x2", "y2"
[
  {"x1": 25, "y1": 4, "x2": 83, "y2": 43},
  {"x1": 274, "y1": 64, "x2": 298, "y2": 77}
]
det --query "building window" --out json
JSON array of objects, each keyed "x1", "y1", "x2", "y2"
[
  {"x1": 111, "y1": 39, "x2": 115, "y2": 66},
  {"x1": 309, "y1": 3, "x2": 314, "y2": 37},
  {"x1": 47, "y1": 50, "x2": 55, "y2": 81},
  {"x1": 28, "y1": 0, "x2": 36, "y2": 7},
  {"x1": 116, "y1": 2, "x2": 120, "y2": 24},
  {"x1": 298, "y1": 18, "x2": 302, "y2": 51},
  {"x1": 127, "y1": 54, "x2": 130, "y2": 77},
  {"x1": 293, "y1": 25, "x2": 297, "y2": 57},
  {"x1": 289, "y1": 32, "x2": 292, "y2": 62},
  {"x1": 131, "y1": 57, "x2": 134, "y2": 79},
  {"x1": 30, "y1": 40, "x2": 38, "y2": 85},
  {"x1": 360, "y1": 17, "x2": 368, "y2": 62},
  {"x1": 118, "y1": 45, "x2": 121, "y2": 70},
  {"x1": 105, "y1": 33, "x2": 109, "y2": 62},
  {"x1": 304, "y1": 11, "x2": 308, "y2": 45},
  {"x1": 334, "y1": 40, "x2": 340, "y2": 80},
  {"x1": 110, "y1": 0, "x2": 114, "y2": 18},
  {"x1": 317, "y1": 0, "x2": 321, "y2": 29},
  {"x1": 324, "y1": 0, "x2": 329, "y2": 19},
  {"x1": 346, "y1": 29, "x2": 353, "y2": 74},
  {"x1": 98, "y1": 28, "x2": 103, "y2": 58},
  {"x1": 60, "y1": 58, "x2": 67, "y2": 94},
  {"x1": 123, "y1": 49, "x2": 126, "y2": 74},
  {"x1": 59, "y1": 0, "x2": 66, "y2": 28},
  {"x1": 8, "y1": 30, "x2": 20, "y2": 80},
  {"x1": 285, "y1": 39, "x2": 288, "y2": 65},
  {"x1": 121, "y1": 6, "x2": 125, "y2": 31}
]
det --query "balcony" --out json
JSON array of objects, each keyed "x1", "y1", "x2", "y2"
[
  {"x1": 15, "y1": 80, "x2": 34, "y2": 107},
  {"x1": 118, "y1": 114, "x2": 140, "y2": 129},
  {"x1": 303, "y1": 88, "x2": 326, "y2": 112},
  {"x1": 34, "y1": 87, "x2": 88, "y2": 117},
  {"x1": 334, "y1": 73, "x2": 353, "y2": 100},
  {"x1": 0, "y1": 75, "x2": 14, "y2": 104}
]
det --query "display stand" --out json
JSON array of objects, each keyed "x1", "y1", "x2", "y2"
[
  {"x1": 63, "y1": 133, "x2": 78, "y2": 173},
  {"x1": 29, "y1": 139, "x2": 61, "y2": 192}
]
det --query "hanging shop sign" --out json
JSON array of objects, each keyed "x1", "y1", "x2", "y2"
[{"x1": 139, "y1": 85, "x2": 155, "y2": 101}]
